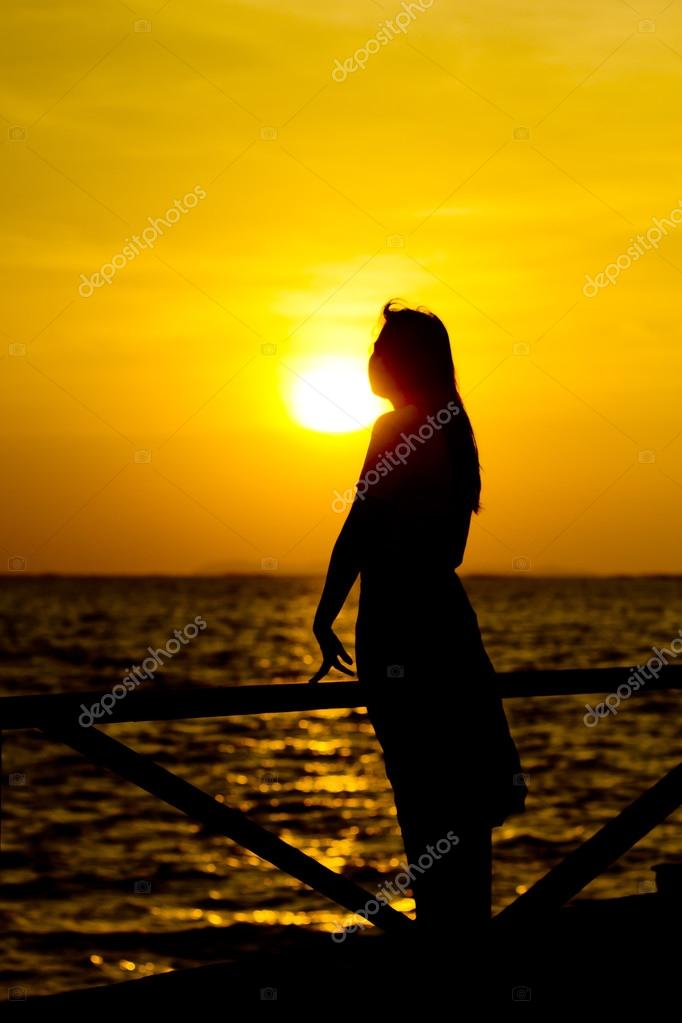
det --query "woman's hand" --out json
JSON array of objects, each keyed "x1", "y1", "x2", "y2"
[{"x1": 308, "y1": 625, "x2": 354, "y2": 684}]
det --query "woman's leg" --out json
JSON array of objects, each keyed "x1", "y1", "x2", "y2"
[
  {"x1": 410, "y1": 820, "x2": 492, "y2": 938},
  {"x1": 368, "y1": 699, "x2": 493, "y2": 937}
]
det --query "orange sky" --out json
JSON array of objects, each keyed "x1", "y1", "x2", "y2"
[{"x1": 2, "y1": 0, "x2": 682, "y2": 575}]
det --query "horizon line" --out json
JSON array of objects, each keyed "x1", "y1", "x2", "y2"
[{"x1": 2, "y1": 571, "x2": 682, "y2": 580}]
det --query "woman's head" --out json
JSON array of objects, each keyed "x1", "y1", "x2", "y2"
[
  {"x1": 369, "y1": 301, "x2": 456, "y2": 406},
  {"x1": 369, "y1": 300, "x2": 481, "y2": 512}
]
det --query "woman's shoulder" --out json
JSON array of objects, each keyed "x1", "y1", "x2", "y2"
[{"x1": 371, "y1": 404, "x2": 422, "y2": 441}]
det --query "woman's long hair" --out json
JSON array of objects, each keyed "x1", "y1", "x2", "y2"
[{"x1": 374, "y1": 300, "x2": 482, "y2": 513}]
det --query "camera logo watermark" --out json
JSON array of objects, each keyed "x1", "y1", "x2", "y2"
[
  {"x1": 583, "y1": 629, "x2": 682, "y2": 726},
  {"x1": 330, "y1": 829, "x2": 459, "y2": 942},
  {"x1": 582, "y1": 200, "x2": 682, "y2": 297},
  {"x1": 78, "y1": 615, "x2": 207, "y2": 726},
  {"x1": 331, "y1": 0, "x2": 434, "y2": 82},
  {"x1": 78, "y1": 186, "x2": 207, "y2": 297},
  {"x1": 332, "y1": 400, "x2": 460, "y2": 513}
]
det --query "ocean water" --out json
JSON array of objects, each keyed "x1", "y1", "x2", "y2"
[{"x1": 1, "y1": 575, "x2": 681, "y2": 997}]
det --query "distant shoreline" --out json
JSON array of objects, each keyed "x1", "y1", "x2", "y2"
[{"x1": 1, "y1": 573, "x2": 681, "y2": 581}]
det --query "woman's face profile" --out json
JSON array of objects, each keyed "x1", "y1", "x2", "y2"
[{"x1": 368, "y1": 343, "x2": 393, "y2": 400}]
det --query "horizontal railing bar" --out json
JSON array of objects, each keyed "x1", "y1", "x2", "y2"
[{"x1": 2, "y1": 666, "x2": 682, "y2": 730}]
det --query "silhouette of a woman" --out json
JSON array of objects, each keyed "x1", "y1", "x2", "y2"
[{"x1": 310, "y1": 302, "x2": 526, "y2": 940}]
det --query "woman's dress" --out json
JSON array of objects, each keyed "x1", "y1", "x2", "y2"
[{"x1": 352, "y1": 405, "x2": 526, "y2": 926}]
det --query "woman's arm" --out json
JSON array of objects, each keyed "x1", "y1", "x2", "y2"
[
  {"x1": 308, "y1": 502, "x2": 363, "y2": 684},
  {"x1": 313, "y1": 502, "x2": 362, "y2": 634},
  {"x1": 309, "y1": 415, "x2": 398, "y2": 683}
]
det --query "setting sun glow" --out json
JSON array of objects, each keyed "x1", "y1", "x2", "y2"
[
  {"x1": 4, "y1": 0, "x2": 682, "y2": 574},
  {"x1": 287, "y1": 357, "x2": 389, "y2": 434}
]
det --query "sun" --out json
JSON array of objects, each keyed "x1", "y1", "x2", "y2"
[{"x1": 287, "y1": 356, "x2": 389, "y2": 433}]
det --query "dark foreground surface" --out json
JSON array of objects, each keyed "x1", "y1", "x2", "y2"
[{"x1": 14, "y1": 895, "x2": 680, "y2": 1010}]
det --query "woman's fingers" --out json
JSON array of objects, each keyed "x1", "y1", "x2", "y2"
[
  {"x1": 308, "y1": 655, "x2": 355, "y2": 683},
  {"x1": 327, "y1": 634, "x2": 352, "y2": 664},
  {"x1": 308, "y1": 662, "x2": 328, "y2": 684},
  {"x1": 335, "y1": 642, "x2": 353, "y2": 665},
  {"x1": 330, "y1": 656, "x2": 355, "y2": 677}
]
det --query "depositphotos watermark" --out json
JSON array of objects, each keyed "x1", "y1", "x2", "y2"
[
  {"x1": 78, "y1": 616, "x2": 207, "y2": 727},
  {"x1": 331, "y1": 0, "x2": 434, "y2": 82},
  {"x1": 583, "y1": 629, "x2": 682, "y2": 726},
  {"x1": 330, "y1": 829, "x2": 459, "y2": 942},
  {"x1": 78, "y1": 186, "x2": 207, "y2": 297},
  {"x1": 582, "y1": 200, "x2": 682, "y2": 297},
  {"x1": 331, "y1": 400, "x2": 460, "y2": 513}
]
